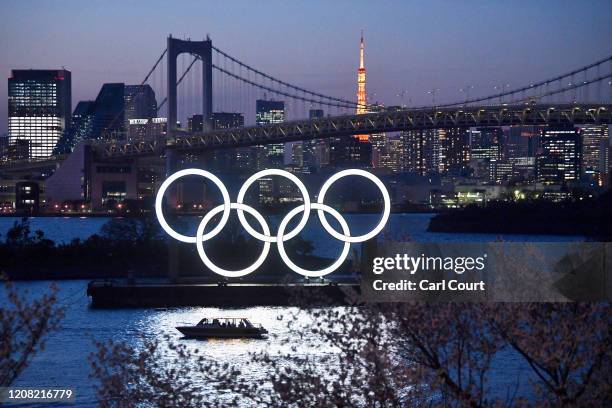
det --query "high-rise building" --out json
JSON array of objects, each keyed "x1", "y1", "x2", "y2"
[
  {"x1": 82, "y1": 83, "x2": 158, "y2": 142},
  {"x1": 439, "y1": 128, "x2": 470, "y2": 176},
  {"x1": 580, "y1": 125, "x2": 609, "y2": 186},
  {"x1": 124, "y1": 84, "x2": 157, "y2": 126},
  {"x1": 8, "y1": 69, "x2": 71, "y2": 158},
  {"x1": 302, "y1": 109, "x2": 325, "y2": 170},
  {"x1": 256, "y1": 100, "x2": 285, "y2": 168},
  {"x1": 378, "y1": 138, "x2": 404, "y2": 172},
  {"x1": 212, "y1": 112, "x2": 244, "y2": 130},
  {"x1": 127, "y1": 117, "x2": 167, "y2": 141},
  {"x1": 399, "y1": 129, "x2": 442, "y2": 175},
  {"x1": 291, "y1": 142, "x2": 303, "y2": 167},
  {"x1": 470, "y1": 128, "x2": 502, "y2": 161},
  {"x1": 400, "y1": 130, "x2": 424, "y2": 174},
  {"x1": 54, "y1": 101, "x2": 95, "y2": 154},
  {"x1": 91, "y1": 83, "x2": 125, "y2": 140},
  {"x1": 256, "y1": 100, "x2": 284, "y2": 124},
  {"x1": 188, "y1": 114, "x2": 203, "y2": 132},
  {"x1": 330, "y1": 137, "x2": 372, "y2": 168},
  {"x1": 537, "y1": 127, "x2": 582, "y2": 185},
  {"x1": 211, "y1": 113, "x2": 245, "y2": 170}
]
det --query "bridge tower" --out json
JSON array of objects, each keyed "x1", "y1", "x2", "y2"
[{"x1": 167, "y1": 36, "x2": 213, "y2": 133}]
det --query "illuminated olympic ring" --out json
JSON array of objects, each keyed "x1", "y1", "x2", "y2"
[{"x1": 155, "y1": 168, "x2": 390, "y2": 278}]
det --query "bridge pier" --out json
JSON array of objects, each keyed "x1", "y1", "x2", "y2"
[{"x1": 165, "y1": 149, "x2": 180, "y2": 282}]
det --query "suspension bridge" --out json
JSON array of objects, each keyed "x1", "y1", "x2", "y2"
[
  {"x1": 3, "y1": 35, "x2": 612, "y2": 169},
  {"x1": 89, "y1": 36, "x2": 612, "y2": 160}
]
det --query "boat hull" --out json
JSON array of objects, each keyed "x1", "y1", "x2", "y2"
[{"x1": 176, "y1": 326, "x2": 267, "y2": 339}]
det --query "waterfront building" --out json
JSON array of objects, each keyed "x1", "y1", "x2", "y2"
[
  {"x1": 124, "y1": 84, "x2": 157, "y2": 127},
  {"x1": 302, "y1": 109, "x2": 325, "y2": 170},
  {"x1": 255, "y1": 100, "x2": 285, "y2": 168},
  {"x1": 54, "y1": 101, "x2": 95, "y2": 154},
  {"x1": 291, "y1": 142, "x2": 304, "y2": 168},
  {"x1": 8, "y1": 69, "x2": 71, "y2": 158},
  {"x1": 68, "y1": 83, "x2": 159, "y2": 143},
  {"x1": 580, "y1": 125, "x2": 609, "y2": 186},
  {"x1": 439, "y1": 128, "x2": 470, "y2": 176},
  {"x1": 212, "y1": 112, "x2": 244, "y2": 130},
  {"x1": 400, "y1": 129, "x2": 446, "y2": 176},
  {"x1": 188, "y1": 114, "x2": 203, "y2": 131},
  {"x1": 537, "y1": 126, "x2": 581, "y2": 185},
  {"x1": 378, "y1": 138, "x2": 404, "y2": 172},
  {"x1": 330, "y1": 136, "x2": 372, "y2": 168},
  {"x1": 211, "y1": 113, "x2": 245, "y2": 170},
  {"x1": 90, "y1": 83, "x2": 126, "y2": 140},
  {"x1": 470, "y1": 128, "x2": 502, "y2": 161},
  {"x1": 400, "y1": 130, "x2": 425, "y2": 175},
  {"x1": 127, "y1": 117, "x2": 167, "y2": 141},
  {"x1": 15, "y1": 181, "x2": 40, "y2": 213}
]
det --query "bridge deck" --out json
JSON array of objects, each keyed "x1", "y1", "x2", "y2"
[{"x1": 95, "y1": 103, "x2": 612, "y2": 158}]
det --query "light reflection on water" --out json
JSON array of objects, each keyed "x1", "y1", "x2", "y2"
[
  {"x1": 5, "y1": 280, "x2": 532, "y2": 407},
  {"x1": 6, "y1": 281, "x2": 337, "y2": 407},
  {"x1": 0, "y1": 213, "x2": 565, "y2": 406}
]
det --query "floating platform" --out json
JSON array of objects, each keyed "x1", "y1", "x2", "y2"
[{"x1": 86, "y1": 281, "x2": 361, "y2": 308}]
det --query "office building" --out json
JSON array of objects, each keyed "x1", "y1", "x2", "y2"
[
  {"x1": 8, "y1": 69, "x2": 71, "y2": 158},
  {"x1": 330, "y1": 137, "x2": 372, "y2": 168},
  {"x1": 127, "y1": 117, "x2": 167, "y2": 141},
  {"x1": 211, "y1": 113, "x2": 245, "y2": 170},
  {"x1": 15, "y1": 181, "x2": 40, "y2": 213},
  {"x1": 124, "y1": 84, "x2": 157, "y2": 126},
  {"x1": 188, "y1": 114, "x2": 203, "y2": 132},
  {"x1": 439, "y1": 128, "x2": 470, "y2": 176},
  {"x1": 54, "y1": 101, "x2": 95, "y2": 154},
  {"x1": 91, "y1": 83, "x2": 125, "y2": 140},
  {"x1": 300, "y1": 109, "x2": 325, "y2": 170},
  {"x1": 212, "y1": 112, "x2": 244, "y2": 129},
  {"x1": 470, "y1": 128, "x2": 502, "y2": 161},
  {"x1": 537, "y1": 127, "x2": 581, "y2": 185},
  {"x1": 256, "y1": 100, "x2": 285, "y2": 167},
  {"x1": 580, "y1": 125, "x2": 609, "y2": 186}
]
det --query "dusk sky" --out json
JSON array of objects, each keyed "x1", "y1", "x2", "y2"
[{"x1": 1, "y1": 0, "x2": 611, "y2": 132}]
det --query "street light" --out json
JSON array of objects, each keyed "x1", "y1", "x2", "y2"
[
  {"x1": 396, "y1": 89, "x2": 410, "y2": 107},
  {"x1": 427, "y1": 88, "x2": 440, "y2": 105},
  {"x1": 494, "y1": 84, "x2": 510, "y2": 103},
  {"x1": 459, "y1": 85, "x2": 474, "y2": 104}
]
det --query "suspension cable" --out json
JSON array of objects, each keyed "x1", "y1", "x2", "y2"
[{"x1": 212, "y1": 45, "x2": 367, "y2": 109}]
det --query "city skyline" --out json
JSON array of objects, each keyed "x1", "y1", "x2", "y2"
[{"x1": 1, "y1": 0, "x2": 612, "y2": 133}]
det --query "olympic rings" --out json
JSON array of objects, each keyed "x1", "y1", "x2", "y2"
[
  {"x1": 155, "y1": 168, "x2": 390, "y2": 278},
  {"x1": 196, "y1": 203, "x2": 271, "y2": 278},
  {"x1": 236, "y1": 169, "x2": 310, "y2": 243},
  {"x1": 155, "y1": 169, "x2": 231, "y2": 243},
  {"x1": 317, "y1": 169, "x2": 391, "y2": 243},
  {"x1": 276, "y1": 203, "x2": 351, "y2": 278}
]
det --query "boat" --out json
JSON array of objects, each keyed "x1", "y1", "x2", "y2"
[{"x1": 176, "y1": 317, "x2": 268, "y2": 339}]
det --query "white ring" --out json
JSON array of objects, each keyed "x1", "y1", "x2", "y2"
[
  {"x1": 196, "y1": 203, "x2": 271, "y2": 278},
  {"x1": 156, "y1": 168, "x2": 391, "y2": 278},
  {"x1": 317, "y1": 169, "x2": 390, "y2": 243},
  {"x1": 236, "y1": 169, "x2": 311, "y2": 242},
  {"x1": 276, "y1": 203, "x2": 351, "y2": 278},
  {"x1": 155, "y1": 168, "x2": 231, "y2": 243}
]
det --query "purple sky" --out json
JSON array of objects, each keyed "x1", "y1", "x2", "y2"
[{"x1": 1, "y1": 0, "x2": 611, "y2": 132}]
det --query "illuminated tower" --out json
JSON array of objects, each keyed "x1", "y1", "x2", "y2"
[
  {"x1": 355, "y1": 31, "x2": 369, "y2": 142},
  {"x1": 357, "y1": 30, "x2": 367, "y2": 115}
]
